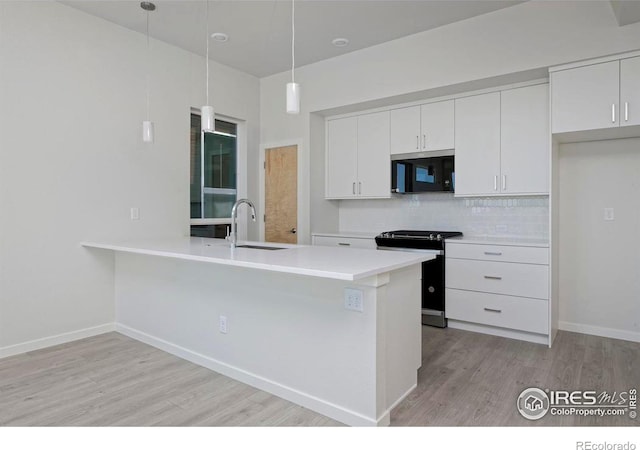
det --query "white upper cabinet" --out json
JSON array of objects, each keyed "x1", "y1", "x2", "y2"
[
  {"x1": 501, "y1": 84, "x2": 550, "y2": 195},
  {"x1": 421, "y1": 100, "x2": 455, "y2": 152},
  {"x1": 357, "y1": 111, "x2": 391, "y2": 198},
  {"x1": 551, "y1": 54, "x2": 640, "y2": 137},
  {"x1": 551, "y1": 61, "x2": 619, "y2": 134},
  {"x1": 454, "y1": 92, "x2": 501, "y2": 196},
  {"x1": 325, "y1": 112, "x2": 390, "y2": 199},
  {"x1": 620, "y1": 56, "x2": 640, "y2": 127},
  {"x1": 390, "y1": 106, "x2": 421, "y2": 155},
  {"x1": 390, "y1": 100, "x2": 454, "y2": 155},
  {"x1": 326, "y1": 117, "x2": 358, "y2": 198},
  {"x1": 455, "y1": 85, "x2": 550, "y2": 197}
]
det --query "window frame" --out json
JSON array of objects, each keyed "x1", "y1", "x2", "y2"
[{"x1": 189, "y1": 108, "x2": 246, "y2": 227}]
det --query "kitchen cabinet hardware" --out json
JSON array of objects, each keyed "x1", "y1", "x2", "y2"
[{"x1": 625, "y1": 102, "x2": 629, "y2": 121}]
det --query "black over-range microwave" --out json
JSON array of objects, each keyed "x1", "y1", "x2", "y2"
[{"x1": 391, "y1": 155, "x2": 455, "y2": 194}]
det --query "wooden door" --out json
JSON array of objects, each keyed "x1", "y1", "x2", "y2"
[
  {"x1": 265, "y1": 145, "x2": 298, "y2": 244},
  {"x1": 454, "y1": 92, "x2": 501, "y2": 196}
]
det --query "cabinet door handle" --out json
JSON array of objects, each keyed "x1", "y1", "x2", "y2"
[
  {"x1": 416, "y1": 135, "x2": 419, "y2": 150},
  {"x1": 484, "y1": 308, "x2": 502, "y2": 313},
  {"x1": 423, "y1": 134, "x2": 426, "y2": 149},
  {"x1": 338, "y1": 242, "x2": 351, "y2": 246},
  {"x1": 625, "y1": 102, "x2": 629, "y2": 122},
  {"x1": 494, "y1": 175, "x2": 498, "y2": 191},
  {"x1": 358, "y1": 182, "x2": 362, "y2": 195},
  {"x1": 612, "y1": 103, "x2": 616, "y2": 123},
  {"x1": 352, "y1": 182, "x2": 356, "y2": 195},
  {"x1": 484, "y1": 251, "x2": 502, "y2": 256},
  {"x1": 484, "y1": 275, "x2": 502, "y2": 280},
  {"x1": 502, "y1": 175, "x2": 506, "y2": 190}
]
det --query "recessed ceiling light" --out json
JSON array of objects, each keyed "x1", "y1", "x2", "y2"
[
  {"x1": 211, "y1": 32, "x2": 229, "y2": 43},
  {"x1": 332, "y1": 38, "x2": 349, "y2": 48}
]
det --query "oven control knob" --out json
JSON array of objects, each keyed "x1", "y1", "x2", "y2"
[
  {"x1": 429, "y1": 234, "x2": 435, "y2": 240},
  {"x1": 428, "y1": 286, "x2": 435, "y2": 293},
  {"x1": 436, "y1": 234, "x2": 442, "y2": 241}
]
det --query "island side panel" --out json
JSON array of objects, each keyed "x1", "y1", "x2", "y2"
[
  {"x1": 382, "y1": 264, "x2": 422, "y2": 419},
  {"x1": 114, "y1": 252, "x2": 383, "y2": 425}
]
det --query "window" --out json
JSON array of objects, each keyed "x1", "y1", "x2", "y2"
[{"x1": 190, "y1": 114, "x2": 238, "y2": 227}]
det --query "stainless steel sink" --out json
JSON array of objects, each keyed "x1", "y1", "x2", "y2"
[{"x1": 235, "y1": 245, "x2": 286, "y2": 251}]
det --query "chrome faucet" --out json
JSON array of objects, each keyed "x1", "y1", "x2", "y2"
[{"x1": 229, "y1": 199, "x2": 257, "y2": 249}]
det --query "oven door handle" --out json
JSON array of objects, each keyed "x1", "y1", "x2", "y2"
[{"x1": 376, "y1": 246, "x2": 443, "y2": 256}]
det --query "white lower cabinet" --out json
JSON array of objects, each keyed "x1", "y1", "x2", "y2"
[
  {"x1": 445, "y1": 241, "x2": 550, "y2": 344},
  {"x1": 446, "y1": 289, "x2": 548, "y2": 335}
]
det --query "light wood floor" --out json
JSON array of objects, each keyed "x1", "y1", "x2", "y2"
[{"x1": 0, "y1": 328, "x2": 638, "y2": 426}]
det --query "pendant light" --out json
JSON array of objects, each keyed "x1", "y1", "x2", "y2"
[
  {"x1": 201, "y1": 0, "x2": 215, "y2": 133},
  {"x1": 141, "y1": 2, "x2": 155, "y2": 143},
  {"x1": 286, "y1": 0, "x2": 300, "y2": 114}
]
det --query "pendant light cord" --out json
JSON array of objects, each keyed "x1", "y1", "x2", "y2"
[
  {"x1": 291, "y1": 0, "x2": 295, "y2": 83},
  {"x1": 146, "y1": 9, "x2": 150, "y2": 120},
  {"x1": 206, "y1": 0, "x2": 210, "y2": 104}
]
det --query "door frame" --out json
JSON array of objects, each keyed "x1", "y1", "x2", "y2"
[{"x1": 259, "y1": 140, "x2": 303, "y2": 243}]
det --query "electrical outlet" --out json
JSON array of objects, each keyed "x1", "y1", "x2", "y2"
[
  {"x1": 130, "y1": 207, "x2": 140, "y2": 221},
  {"x1": 604, "y1": 208, "x2": 615, "y2": 221},
  {"x1": 344, "y1": 288, "x2": 364, "y2": 312},
  {"x1": 219, "y1": 315, "x2": 228, "y2": 334}
]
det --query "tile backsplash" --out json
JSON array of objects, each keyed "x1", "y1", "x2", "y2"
[{"x1": 339, "y1": 193, "x2": 549, "y2": 240}]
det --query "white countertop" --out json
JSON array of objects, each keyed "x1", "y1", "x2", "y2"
[
  {"x1": 311, "y1": 231, "x2": 379, "y2": 239},
  {"x1": 446, "y1": 236, "x2": 549, "y2": 248},
  {"x1": 81, "y1": 237, "x2": 432, "y2": 281}
]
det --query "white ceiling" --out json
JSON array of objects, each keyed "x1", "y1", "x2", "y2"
[{"x1": 61, "y1": 0, "x2": 524, "y2": 78}]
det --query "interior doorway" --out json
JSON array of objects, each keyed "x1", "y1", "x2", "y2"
[{"x1": 264, "y1": 145, "x2": 298, "y2": 244}]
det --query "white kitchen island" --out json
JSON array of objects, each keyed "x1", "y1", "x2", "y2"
[{"x1": 82, "y1": 237, "x2": 432, "y2": 426}]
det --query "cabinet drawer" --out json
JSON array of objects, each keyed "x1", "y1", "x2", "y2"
[
  {"x1": 446, "y1": 288, "x2": 548, "y2": 334},
  {"x1": 312, "y1": 235, "x2": 377, "y2": 249},
  {"x1": 445, "y1": 258, "x2": 549, "y2": 299},
  {"x1": 446, "y1": 242, "x2": 548, "y2": 265}
]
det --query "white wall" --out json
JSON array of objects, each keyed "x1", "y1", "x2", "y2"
[
  {"x1": 260, "y1": 0, "x2": 640, "y2": 243},
  {"x1": 0, "y1": 2, "x2": 259, "y2": 351},
  {"x1": 559, "y1": 139, "x2": 640, "y2": 342}
]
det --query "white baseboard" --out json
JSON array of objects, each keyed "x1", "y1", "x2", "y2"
[
  {"x1": 115, "y1": 323, "x2": 381, "y2": 427},
  {"x1": 448, "y1": 320, "x2": 549, "y2": 346},
  {"x1": 558, "y1": 321, "x2": 640, "y2": 343},
  {"x1": 0, "y1": 323, "x2": 115, "y2": 360}
]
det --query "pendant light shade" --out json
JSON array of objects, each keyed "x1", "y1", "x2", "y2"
[
  {"x1": 286, "y1": 0, "x2": 300, "y2": 115},
  {"x1": 141, "y1": 2, "x2": 155, "y2": 143},
  {"x1": 201, "y1": 0, "x2": 215, "y2": 133},
  {"x1": 142, "y1": 120, "x2": 154, "y2": 143},
  {"x1": 201, "y1": 105, "x2": 215, "y2": 133},
  {"x1": 286, "y1": 82, "x2": 300, "y2": 114}
]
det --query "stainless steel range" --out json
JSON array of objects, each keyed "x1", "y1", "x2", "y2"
[{"x1": 375, "y1": 230, "x2": 462, "y2": 328}]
